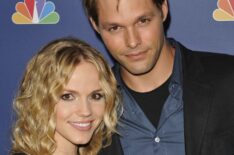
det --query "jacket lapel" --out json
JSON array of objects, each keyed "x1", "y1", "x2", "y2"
[
  {"x1": 180, "y1": 45, "x2": 214, "y2": 155},
  {"x1": 183, "y1": 79, "x2": 214, "y2": 155}
]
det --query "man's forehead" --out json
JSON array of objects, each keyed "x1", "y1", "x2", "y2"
[
  {"x1": 97, "y1": 0, "x2": 154, "y2": 13},
  {"x1": 96, "y1": 0, "x2": 120, "y2": 11}
]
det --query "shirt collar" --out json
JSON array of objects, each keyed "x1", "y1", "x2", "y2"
[{"x1": 169, "y1": 38, "x2": 183, "y2": 87}]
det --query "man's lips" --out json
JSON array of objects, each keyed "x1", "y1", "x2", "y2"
[{"x1": 125, "y1": 50, "x2": 147, "y2": 60}]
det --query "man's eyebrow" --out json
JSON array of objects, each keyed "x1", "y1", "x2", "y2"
[
  {"x1": 136, "y1": 12, "x2": 155, "y2": 19},
  {"x1": 100, "y1": 12, "x2": 155, "y2": 28},
  {"x1": 101, "y1": 22, "x2": 121, "y2": 28}
]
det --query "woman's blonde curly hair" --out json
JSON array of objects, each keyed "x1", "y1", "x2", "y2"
[{"x1": 11, "y1": 38, "x2": 121, "y2": 155}]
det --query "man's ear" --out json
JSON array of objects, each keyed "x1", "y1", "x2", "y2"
[
  {"x1": 89, "y1": 17, "x2": 100, "y2": 33},
  {"x1": 161, "y1": 0, "x2": 169, "y2": 22}
]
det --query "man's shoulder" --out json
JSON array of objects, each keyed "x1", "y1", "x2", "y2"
[
  {"x1": 180, "y1": 44, "x2": 234, "y2": 76},
  {"x1": 181, "y1": 44, "x2": 234, "y2": 63}
]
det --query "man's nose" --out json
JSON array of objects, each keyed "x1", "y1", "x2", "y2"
[{"x1": 125, "y1": 27, "x2": 141, "y2": 49}]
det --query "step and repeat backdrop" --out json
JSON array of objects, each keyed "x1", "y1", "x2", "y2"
[{"x1": 1, "y1": 0, "x2": 233, "y2": 154}]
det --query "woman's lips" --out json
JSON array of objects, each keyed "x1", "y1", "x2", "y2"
[{"x1": 69, "y1": 121, "x2": 93, "y2": 131}]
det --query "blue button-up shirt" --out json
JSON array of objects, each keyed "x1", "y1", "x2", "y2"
[{"x1": 113, "y1": 40, "x2": 185, "y2": 155}]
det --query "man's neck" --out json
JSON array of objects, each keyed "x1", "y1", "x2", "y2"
[{"x1": 121, "y1": 40, "x2": 175, "y2": 92}]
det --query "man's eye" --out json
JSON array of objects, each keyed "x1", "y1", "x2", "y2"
[
  {"x1": 108, "y1": 25, "x2": 120, "y2": 32},
  {"x1": 90, "y1": 93, "x2": 104, "y2": 101},
  {"x1": 138, "y1": 18, "x2": 151, "y2": 25},
  {"x1": 60, "y1": 93, "x2": 74, "y2": 101}
]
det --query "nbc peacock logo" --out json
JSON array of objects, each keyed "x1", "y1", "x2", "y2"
[
  {"x1": 213, "y1": 0, "x2": 234, "y2": 21},
  {"x1": 12, "y1": 0, "x2": 60, "y2": 24}
]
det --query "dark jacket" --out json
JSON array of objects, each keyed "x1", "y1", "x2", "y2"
[{"x1": 99, "y1": 43, "x2": 234, "y2": 155}]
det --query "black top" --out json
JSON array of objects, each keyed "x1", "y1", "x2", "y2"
[{"x1": 126, "y1": 77, "x2": 170, "y2": 128}]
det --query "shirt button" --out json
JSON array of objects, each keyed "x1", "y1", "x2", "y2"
[{"x1": 155, "y1": 136, "x2": 160, "y2": 143}]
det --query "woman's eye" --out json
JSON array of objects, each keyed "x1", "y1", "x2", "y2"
[
  {"x1": 60, "y1": 93, "x2": 74, "y2": 101},
  {"x1": 91, "y1": 93, "x2": 104, "y2": 101}
]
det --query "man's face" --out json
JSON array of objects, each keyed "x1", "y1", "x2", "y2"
[{"x1": 92, "y1": 0, "x2": 168, "y2": 76}]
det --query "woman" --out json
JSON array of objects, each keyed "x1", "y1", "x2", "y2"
[{"x1": 11, "y1": 38, "x2": 121, "y2": 155}]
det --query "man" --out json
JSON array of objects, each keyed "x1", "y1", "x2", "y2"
[{"x1": 83, "y1": 0, "x2": 234, "y2": 154}]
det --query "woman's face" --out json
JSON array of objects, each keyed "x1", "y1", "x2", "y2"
[{"x1": 54, "y1": 61, "x2": 105, "y2": 149}]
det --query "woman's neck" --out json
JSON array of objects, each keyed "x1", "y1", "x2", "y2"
[
  {"x1": 53, "y1": 132, "x2": 78, "y2": 155},
  {"x1": 53, "y1": 146, "x2": 78, "y2": 155}
]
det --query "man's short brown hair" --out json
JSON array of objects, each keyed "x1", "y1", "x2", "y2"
[{"x1": 82, "y1": 0, "x2": 165, "y2": 25}]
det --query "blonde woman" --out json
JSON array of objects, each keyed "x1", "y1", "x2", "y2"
[{"x1": 11, "y1": 38, "x2": 121, "y2": 155}]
